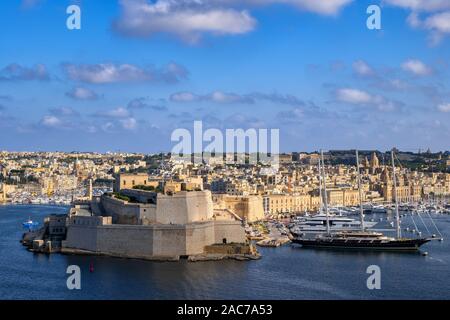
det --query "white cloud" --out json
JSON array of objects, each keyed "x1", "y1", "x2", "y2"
[
  {"x1": 386, "y1": 1, "x2": 450, "y2": 44},
  {"x1": 406, "y1": 11, "x2": 450, "y2": 44},
  {"x1": 170, "y1": 90, "x2": 251, "y2": 103},
  {"x1": 388, "y1": 79, "x2": 409, "y2": 90},
  {"x1": 64, "y1": 63, "x2": 149, "y2": 83},
  {"x1": 170, "y1": 91, "x2": 201, "y2": 102},
  {"x1": 335, "y1": 88, "x2": 403, "y2": 112},
  {"x1": 424, "y1": 11, "x2": 450, "y2": 34},
  {"x1": 41, "y1": 115, "x2": 62, "y2": 128},
  {"x1": 437, "y1": 103, "x2": 450, "y2": 112},
  {"x1": 49, "y1": 106, "x2": 79, "y2": 117},
  {"x1": 66, "y1": 87, "x2": 99, "y2": 100},
  {"x1": 63, "y1": 62, "x2": 188, "y2": 84},
  {"x1": 102, "y1": 122, "x2": 115, "y2": 132},
  {"x1": 401, "y1": 59, "x2": 432, "y2": 75},
  {"x1": 114, "y1": 0, "x2": 257, "y2": 43},
  {"x1": 258, "y1": 0, "x2": 353, "y2": 15},
  {"x1": 170, "y1": 90, "x2": 306, "y2": 106},
  {"x1": 210, "y1": 91, "x2": 251, "y2": 103},
  {"x1": 384, "y1": 0, "x2": 450, "y2": 12},
  {"x1": 120, "y1": 117, "x2": 138, "y2": 130},
  {"x1": 95, "y1": 107, "x2": 131, "y2": 119},
  {"x1": 0, "y1": 63, "x2": 49, "y2": 81},
  {"x1": 21, "y1": 0, "x2": 43, "y2": 9},
  {"x1": 407, "y1": 12, "x2": 421, "y2": 28},
  {"x1": 336, "y1": 88, "x2": 373, "y2": 104},
  {"x1": 352, "y1": 60, "x2": 374, "y2": 76},
  {"x1": 113, "y1": 0, "x2": 352, "y2": 43}
]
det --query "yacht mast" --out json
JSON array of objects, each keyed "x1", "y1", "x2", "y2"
[
  {"x1": 391, "y1": 149, "x2": 401, "y2": 239},
  {"x1": 320, "y1": 150, "x2": 330, "y2": 234},
  {"x1": 356, "y1": 150, "x2": 365, "y2": 231},
  {"x1": 318, "y1": 162, "x2": 323, "y2": 215}
]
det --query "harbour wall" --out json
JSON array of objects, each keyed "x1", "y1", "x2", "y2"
[{"x1": 63, "y1": 220, "x2": 245, "y2": 259}]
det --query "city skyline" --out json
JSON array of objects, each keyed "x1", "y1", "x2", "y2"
[{"x1": 1, "y1": 0, "x2": 450, "y2": 152}]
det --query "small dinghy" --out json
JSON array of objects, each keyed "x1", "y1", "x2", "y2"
[{"x1": 23, "y1": 218, "x2": 39, "y2": 230}]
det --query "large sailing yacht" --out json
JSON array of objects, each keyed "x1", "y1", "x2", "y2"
[{"x1": 291, "y1": 150, "x2": 431, "y2": 251}]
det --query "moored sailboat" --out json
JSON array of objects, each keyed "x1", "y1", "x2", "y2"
[{"x1": 291, "y1": 149, "x2": 432, "y2": 251}]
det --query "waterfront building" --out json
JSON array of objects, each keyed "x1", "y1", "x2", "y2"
[
  {"x1": 263, "y1": 193, "x2": 319, "y2": 215},
  {"x1": 326, "y1": 188, "x2": 361, "y2": 207}
]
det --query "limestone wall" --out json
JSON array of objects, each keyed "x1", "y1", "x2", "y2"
[
  {"x1": 69, "y1": 215, "x2": 112, "y2": 226},
  {"x1": 151, "y1": 225, "x2": 187, "y2": 256},
  {"x1": 213, "y1": 221, "x2": 246, "y2": 244},
  {"x1": 101, "y1": 190, "x2": 218, "y2": 226},
  {"x1": 65, "y1": 225, "x2": 98, "y2": 252},
  {"x1": 120, "y1": 189, "x2": 157, "y2": 204},
  {"x1": 63, "y1": 219, "x2": 245, "y2": 259},
  {"x1": 156, "y1": 190, "x2": 214, "y2": 224},
  {"x1": 214, "y1": 194, "x2": 264, "y2": 222},
  {"x1": 65, "y1": 225, "x2": 156, "y2": 258},
  {"x1": 101, "y1": 195, "x2": 156, "y2": 225},
  {"x1": 96, "y1": 225, "x2": 155, "y2": 258},
  {"x1": 185, "y1": 222, "x2": 216, "y2": 255},
  {"x1": 246, "y1": 196, "x2": 265, "y2": 222}
]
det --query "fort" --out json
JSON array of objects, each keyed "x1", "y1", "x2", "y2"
[{"x1": 22, "y1": 189, "x2": 259, "y2": 262}]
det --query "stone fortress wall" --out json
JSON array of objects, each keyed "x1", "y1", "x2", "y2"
[
  {"x1": 62, "y1": 190, "x2": 246, "y2": 260},
  {"x1": 64, "y1": 220, "x2": 244, "y2": 259},
  {"x1": 155, "y1": 190, "x2": 214, "y2": 224},
  {"x1": 101, "y1": 194, "x2": 157, "y2": 225}
]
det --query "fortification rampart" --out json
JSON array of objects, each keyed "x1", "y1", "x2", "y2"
[{"x1": 63, "y1": 220, "x2": 245, "y2": 260}]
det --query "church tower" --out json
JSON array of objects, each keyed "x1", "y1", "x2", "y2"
[
  {"x1": 370, "y1": 152, "x2": 379, "y2": 169},
  {"x1": 87, "y1": 179, "x2": 93, "y2": 200},
  {"x1": 381, "y1": 167, "x2": 392, "y2": 202}
]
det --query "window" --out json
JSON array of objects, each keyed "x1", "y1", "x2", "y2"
[{"x1": 222, "y1": 238, "x2": 227, "y2": 244}]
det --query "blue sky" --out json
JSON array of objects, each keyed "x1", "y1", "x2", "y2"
[{"x1": 0, "y1": 0, "x2": 449, "y2": 152}]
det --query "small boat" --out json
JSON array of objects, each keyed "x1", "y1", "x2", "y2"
[
  {"x1": 23, "y1": 218, "x2": 39, "y2": 230},
  {"x1": 371, "y1": 205, "x2": 388, "y2": 214}
]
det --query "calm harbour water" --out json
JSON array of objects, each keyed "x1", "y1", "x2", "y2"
[{"x1": 0, "y1": 204, "x2": 449, "y2": 300}]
